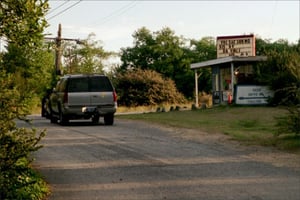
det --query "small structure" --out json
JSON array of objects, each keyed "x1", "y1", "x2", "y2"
[{"x1": 191, "y1": 34, "x2": 271, "y2": 106}]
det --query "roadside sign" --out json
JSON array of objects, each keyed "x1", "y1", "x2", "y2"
[{"x1": 235, "y1": 85, "x2": 273, "y2": 105}]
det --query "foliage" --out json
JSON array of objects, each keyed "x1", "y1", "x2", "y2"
[
  {"x1": 276, "y1": 106, "x2": 300, "y2": 136},
  {"x1": 274, "y1": 44, "x2": 300, "y2": 136},
  {"x1": 0, "y1": 0, "x2": 49, "y2": 47},
  {"x1": 188, "y1": 36, "x2": 217, "y2": 62},
  {"x1": 62, "y1": 33, "x2": 114, "y2": 74},
  {"x1": 115, "y1": 68, "x2": 187, "y2": 106},
  {"x1": 0, "y1": 0, "x2": 50, "y2": 199},
  {"x1": 0, "y1": 72, "x2": 48, "y2": 199},
  {"x1": 186, "y1": 37, "x2": 216, "y2": 92},
  {"x1": 1, "y1": 0, "x2": 53, "y2": 100},
  {"x1": 1, "y1": 43, "x2": 56, "y2": 99},
  {"x1": 255, "y1": 38, "x2": 300, "y2": 136},
  {"x1": 119, "y1": 27, "x2": 216, "y2": 97},
  {"x1": 255, "y1": 38, "x2": 299, "y2": 98}
]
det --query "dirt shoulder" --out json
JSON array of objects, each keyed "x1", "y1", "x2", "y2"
[{"x1": 154, "y1": 124, "x2": 300, "y2": 172}]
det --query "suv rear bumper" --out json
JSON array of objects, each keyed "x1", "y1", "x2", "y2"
[{"x1": 62, "y1": 105, "x2": 116, "y2": 119}]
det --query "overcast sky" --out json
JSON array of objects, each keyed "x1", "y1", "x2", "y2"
[{"x1": 44, "y1": 0, "x2": 300, "y2": 52}]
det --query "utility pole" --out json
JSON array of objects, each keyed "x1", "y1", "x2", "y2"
[
  {"x1": 55, "y1": 24, "x2": 62, "y2": 75},
  {"x1": 44, "y1": 24, "x2": 84, "y2": 76}
]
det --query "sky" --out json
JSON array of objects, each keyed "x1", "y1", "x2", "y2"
[{"x1": 44, "y1": 0, "x2": 300, "y2": 53}]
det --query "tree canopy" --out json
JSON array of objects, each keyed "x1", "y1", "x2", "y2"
[
  {"x1": 0, "y1": 0, "x2": 49, "y2": 47},
  {"x1": 62, "y1": 33, "x2": 114, "y2": 74},
  {"x1": 119, "y1": 27, "x2": 216, "y2": 97},
  {"x1": 0, "y1": 0, "x2": 50, "y2": 198}
]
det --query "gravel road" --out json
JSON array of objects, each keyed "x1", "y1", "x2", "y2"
[{"x1": 18, "y1": 116, "x2": 300, "y2": 200}]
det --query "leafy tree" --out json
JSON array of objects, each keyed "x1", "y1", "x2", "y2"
[
  {"x1": 255, "y1": 38, "x2": 300, "y2": 136},
  {"x1": 189, "y1": 36, "x2": 216, "y2": 62},
  {"x1": 120, "y1": 26, "x2": 185, "y2": 76},
  {"x1": 0, "y1": 70, "x2": 48, "y2": 199},
  {"x1": 184, "y1": 37, "x2": 217, "y2": 93},
  {"x1": 120, "y1": 27, "x2": 156, "y2": 71},
  {"x1": 2, "y1": 43, "x2": 55, "y2": 101},
  {"x1": 120, "y1": 27, "x2": 187, "y2": 89},
  {"x1": 0, "y1": 0, "x2": 49, "y2": 47},
  {"x1": 119, "y1": 27, "x2": 216, "y2": 98},
  {"x1": 255, "y1": 38, "x2": 299, "y2": 105},
  {"x1": 63, "y1": 33, "x2": 114, "y2": 74},
  {"x1": 275, "y1": 52, "x2": 300, "y2": 136},
  {"x1": 0, "y1": 0, "x2": 50, "y2": 198}
]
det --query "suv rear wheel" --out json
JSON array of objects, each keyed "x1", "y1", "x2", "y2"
[
  {"x1": 92, "y1": 115, "x2": 100, "y2": 124},
  {"x1": 59, "y1": 107, "x2": 69, "y2": 125},
  {"x1": 104, "y1": 114, "x2": 114, "y2": 125},
  {"x1": 50, "y1": 116, "x2": 57, "y2": 124}
]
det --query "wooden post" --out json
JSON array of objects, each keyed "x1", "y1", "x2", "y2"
[
  {"x1": 195, "y1": 70, "x2": 198, "y2": 107},
  {"x1": 55, "y1": 24, "x2": 62, "y2": 75},
  {"x1": 231, "y1": 62, "x2": 235, "y2": 99}
]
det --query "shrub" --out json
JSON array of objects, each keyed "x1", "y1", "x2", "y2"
[
  {"x1": 276, "y1": 106, "x2": 300, "y2": 136},
  {"x1": 273, "y1": 49, "x2": 300, "y2": 136},
  {"x1": 0, "y1": 71, "x2": 48, "y2": 199},
  {"x1": 115, "y1": 68, "x2": 187, "y2": 106}
]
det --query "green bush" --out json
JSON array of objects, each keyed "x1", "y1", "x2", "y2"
[
  {"x1": 1, "y1": 1, "x2": 50, "y2": 198},
  {"x1": 273, "y1": 48, "x2": 300, "y2": 136},
  {"x1": 115, "y1": 68, "x2": 187, "y2": 106},
  {"x1": 0, "y1": 72, "x2": 48, "y2": 199},
  {"x1": 276, "y1": 106, "x2": 300, "y2": 136}
]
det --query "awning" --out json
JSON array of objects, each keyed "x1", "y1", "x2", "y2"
[{"x1": 190, "y1": 56, "x2": 267, "y2": 69}]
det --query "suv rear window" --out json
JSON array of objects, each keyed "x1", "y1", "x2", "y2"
[
  {"x1": 90, "y1": 76, "x2": 113, "y2": 92},
  {"x1": 68, "y1": 77, "x2": 89, "y2": 92},
  {"x1": 67, "y1": 76, "x2": 113, "y2": 93}
]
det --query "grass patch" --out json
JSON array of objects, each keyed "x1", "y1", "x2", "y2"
[{"x1": 117, "y1": 106, "x2": 299, "y2": 152}]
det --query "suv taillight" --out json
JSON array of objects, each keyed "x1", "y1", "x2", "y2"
[
  {"x1": 63, "y1": 91, "x2": 68, "y2": 104},
  {"x1": 113, "y1": 91, "x2": 117, "y2": 102}
]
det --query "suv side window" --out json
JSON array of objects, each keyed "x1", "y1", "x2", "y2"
[
  {"x1": 57, "y1": 78, "x2": 67, "y2": 92},
  {"x1": 90, "y1": 76, "x2": 113, "y2": 92}
]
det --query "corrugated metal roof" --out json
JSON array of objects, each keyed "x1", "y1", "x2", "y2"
[{"x1": 190, "y1": 56, "x2": 267, "y2": 69}]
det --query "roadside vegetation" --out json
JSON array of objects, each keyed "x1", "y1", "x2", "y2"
[{"x1": 0, "y1": 0, "x2": 50, "y2": 199}]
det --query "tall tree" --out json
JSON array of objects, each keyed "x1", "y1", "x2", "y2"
[
  {"x1": 0, "y1": 0, "x2": 49, "y2": 47},
  {"x1": 120, "y1": 27, "x2": 156, "y2": 71},
  {"x1": 184, "y1": 37, "x2": 217, "y2": 93},
  {"x1": 121, "y1": 27, "x2": 203, "y2": 97},
  {"x1": 63, "y1": 33, "x2": 113, "y2": 74},
  {"x1": 0, "y1": 1, "x2": 50, "y2": 198},
  {"x1": 254, "y1": 38, "x2": 300, "y2": 105},
  {"x1": 189, "y1": 36, "x2": 216, "y2": 62},
  {"x1": 120, "y1": 27, "x2": 185, "y2": 75},
  {"x1": 0, "y1": 0, "x2": 50, "y2": 100},
  {"x1": 120, "y1": 27, "x2": 216, "y2": 97}
]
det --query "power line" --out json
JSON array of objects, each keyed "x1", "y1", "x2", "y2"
[
  {"x1": 47, "y1": 0, "x2": 82, "y2": 21},
  {"x1": 89, "y1": 1, "x2": 139, "y2": 26},
  {"x1": 47, "y1": 0, "x2": 71, "y2": 15}
]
